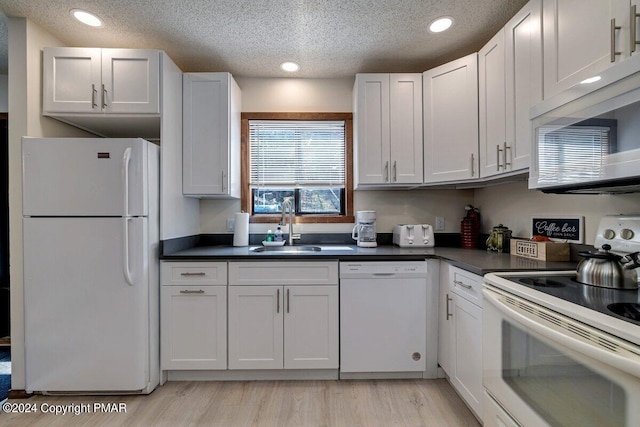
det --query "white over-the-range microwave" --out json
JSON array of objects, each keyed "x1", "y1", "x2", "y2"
[{"x1": 529, "y1": 53, "x2": 640, "y2": 194}]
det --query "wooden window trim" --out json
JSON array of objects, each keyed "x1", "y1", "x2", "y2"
[{"x1": 241, "y1": 112, "x2": 354, "y2": 224}]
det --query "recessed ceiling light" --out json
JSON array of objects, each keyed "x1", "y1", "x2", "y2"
[
  {"x1": 280, "y1": 62, "x2": 300, "y2": 72},
  {"x1": 429, "y1": 16, "x2": 454, "y2": 33},
  {"x1": 580, "y1": 76, "x2": 602, "y2": 84},
  {"x1": 71, "y1": 9, "x2": 103, "y2": 27}
]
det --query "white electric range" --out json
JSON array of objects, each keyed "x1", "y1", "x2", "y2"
[{"x1": 482, "y1": 215, "x2": 640, "y2": 427}]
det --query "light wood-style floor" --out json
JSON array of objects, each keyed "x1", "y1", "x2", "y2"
[{"x1": 1, "y1": 379, "x2": 481, "y2": 427}]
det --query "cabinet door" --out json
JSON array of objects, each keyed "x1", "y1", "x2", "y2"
[
  {"x1": 437, "y1": 262, "x2": 452, "y2": 376},
  {"x1": 543, "y1": 0, "x2": 630, "y2": 99},
  {"x1": 450, "y1": 294, "x2": 484, "y2": 421},
  {"x1": 42, "y1": 47, "x2": 101, "y2": 113},
  {"x1": 101, "y1": 49, "x2": 160, "y2": 114},
  {"x1": 228, "y1": 285, "x2": 283, "y2": 370},
  {"x1": 505, "y1": 0, "x2": 543, "y2": 171},
  {"x1": 161, "y1": 286, "x2": 227, "y2": 370},
  {"x1": 183, "y1": 72, "x2": 232, "y2": 196},
  {"x1": 389, "y1": 74, "x2": 423, "y2": 184},
  {"x1": 423, "y1": 54, "x2": 479, "y2": 183},
  {"x1": 354, "y1": 74, "x2": 391, "y2": 185},
  {"x1": 479, "y1": 30, "x2": 507, "y2": 178},
  {"x1": 284, "y1": 286, "x2": 338, "y2": 369}
]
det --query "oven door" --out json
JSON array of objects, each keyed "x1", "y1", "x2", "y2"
[{"x1": 483, "y1": 285, "x2": 640, "y2": 427}]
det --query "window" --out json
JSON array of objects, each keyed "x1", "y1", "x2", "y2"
[{"x1": 241, "y1": 113, "x2": 354, "y2": 223}]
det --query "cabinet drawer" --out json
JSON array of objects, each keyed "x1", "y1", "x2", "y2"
[
  {"x1": 449, "y1": 266, "x2": 483, "y2": 306},
  {"x1": 229, "y1": 261, "x2": 338, "y2": 286},
  {"x1": 161, "y1": 262, "x2": 227, "y2": 286}
]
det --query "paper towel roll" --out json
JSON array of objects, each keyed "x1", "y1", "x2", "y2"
[{"x1": 233, "y1": 212, "x2": 250, "y2": 246}]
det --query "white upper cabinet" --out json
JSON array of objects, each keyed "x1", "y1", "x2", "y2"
[
  {"x1": 354, "y1": 73, "x2": 423, "y2": 187},
  {"x1": 479, "y1": 0, "x2": 542, "y2": 178},
  {"x1": 423, "y1": 53, "x2": 479, "y2": 183},
  {"x1": 478, "y1": 30, "x2": 507, "y2": 178},
  {"x1": 543, "y1": 0, "x2": 632, "y2": 99},
  {"x1": 505, "y1": 0, "x2": 543, "y2": 171},
  {"x1": 43, "y1": 47, "x2": 160, "y2": 115},
  {"x1": 182, "y1": 72, "x2": 241, "y2": 198}
]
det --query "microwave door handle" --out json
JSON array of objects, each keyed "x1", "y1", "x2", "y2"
[{"x1": 482, "y1": 288, "x2": 640, "y2": 377}]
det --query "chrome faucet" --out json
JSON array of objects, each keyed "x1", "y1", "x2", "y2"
[{"x1": 280, "y1": 196, "x2": 300, "y2": 245}]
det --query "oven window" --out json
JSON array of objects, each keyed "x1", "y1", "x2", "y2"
[{"x1": 501, "y1": 321, "x2": 625, "y2": 427}]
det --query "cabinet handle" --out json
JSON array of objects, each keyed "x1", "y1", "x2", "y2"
[
  {"x1": 180, "y1": 272, "x2": 206, "y2": 276},
  {"x1": 384, "y1": 161, "x2": 389, "y2": 182},
  {"x1": 180, "y1": 289, "x2": 205, "y2": 294},
  {"x1": 611, "y1": 18, "x2": 622, "y2": 62},
  {"x1": 91, "y1": 84, "x2": 98, "y2": 108},
  {"x1": 454, "y1": 280, "x2": 473, "y2": 289},
  {"x1": 102, "y1": 84, "x2": 108, "y2": 108},
  {"x1": 287, "y1": 288, "x2": 290, "y2": 313},
  {"x1": 446, "y1": 294, "x2": 452, "y2": 320},
  {"x1": 277, "y1": 288, "x2": 280, "y2": 314},
  {"x1": 631, "y1": 5, "x2": 640, "y2": 54},
  {"x1": 496, "y1": 144, "x2": 503, "y2": 171},
  {"x1": 470, "y1": 153, "x2": 475, "y2": 177},
  {"x1": 503, "y1": 142, "x2": 511, "y2": 169},
  {"x1": 393, "y1": 161, "x2": 397, "y2": 182},
  {"x1": 222, "y1": 170, "x2": 226, "y2": 192}
]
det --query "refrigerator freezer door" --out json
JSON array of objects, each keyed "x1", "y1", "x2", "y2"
[
  {"x1": 24, "y1": 217, "x2": 150, "y2": 392},
  {"x1": 22, "y1": 138, "x2": 148, "y2": 217}
]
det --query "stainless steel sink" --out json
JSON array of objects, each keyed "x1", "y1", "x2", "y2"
[
  {"x1": 250, "y1": 245, "x2": 354, "y2": 253},
  {"x1": 251, "y1": 245, "x2": 322, "y2": 253}
]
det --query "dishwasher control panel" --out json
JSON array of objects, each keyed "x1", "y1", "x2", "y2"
[{"x1": 339, "y1": 261, "x2": 427, "y2": 278}]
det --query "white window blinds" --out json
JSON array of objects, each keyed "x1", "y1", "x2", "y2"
[
  {"x1": 249, "y1": 120, "x2": 345, "y2": 187},
  {"x1": 537, "y1": 125, "x2": 611, "y2": 183}
]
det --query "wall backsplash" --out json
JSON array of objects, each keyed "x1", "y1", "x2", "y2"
[
  {"x1": 200, "y1": 189, "x2": 474, "y2": 234},
  {"x1": 474, "y1": 180, "x2": 640, "y2": 245}
]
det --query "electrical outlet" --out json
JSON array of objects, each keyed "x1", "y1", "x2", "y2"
[
  {"x1": 435, "y1": 216, "x2": 445, "y2": 231},
  {"x1": 226, "y1": 218, "x2": 235, "y2": 232}
]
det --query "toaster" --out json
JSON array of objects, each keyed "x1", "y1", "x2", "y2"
[{"x1": 393, "y1": 224, "x2": 435, "y2": 247}]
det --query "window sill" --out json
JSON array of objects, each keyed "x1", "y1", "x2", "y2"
[{"x1": 250, "y1": 215, "x2": 355, "y2": 224}]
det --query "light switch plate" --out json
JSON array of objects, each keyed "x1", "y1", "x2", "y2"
[
  {"x1": 226, "y1": 218, "x2": 235, "y2": 232},
  {"x1": 435, "y1": 216, "x2": 445, "y2": 231}
]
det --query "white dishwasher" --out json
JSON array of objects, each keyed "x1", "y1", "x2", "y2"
[{"x1": 340, "y1": 261, "x2": 428, "y2": 376}]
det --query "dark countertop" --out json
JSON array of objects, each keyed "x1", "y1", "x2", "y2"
[{"x1": 161, "y1": 244, "x2": 577, "y2": 276}]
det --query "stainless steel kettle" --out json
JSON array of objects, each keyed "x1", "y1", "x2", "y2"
[{"x1": 576, "y1": 244, "x2": 640, "y2": 289}]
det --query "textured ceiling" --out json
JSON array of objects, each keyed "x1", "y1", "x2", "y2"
[{"x1": 0, "y1": 0, "x2": 528, "y2": 78}]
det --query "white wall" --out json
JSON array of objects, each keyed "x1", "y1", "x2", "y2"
[
  {"x1": 8, "y1": 18, "x2": 94, "y2": 391},
  {"x1": 200, "y1": 77, "x2": 474, "y2": 234},
  {"x1": 474, "y1": 180, "x2": 640, "y2": 245}
]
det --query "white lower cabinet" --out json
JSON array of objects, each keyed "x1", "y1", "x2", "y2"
[
  {"x1": 440, "y1": 264, "x2": 484, "y2": 422},
  {"x1": 160, "y1": 262, "x2": 228, "y2": 370},
  {"x1": 228, "y1": 262, "x2": 339, "y2": 370}
]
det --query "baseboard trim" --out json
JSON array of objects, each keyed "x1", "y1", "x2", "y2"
[
  {"x1": 7, "y1": 390, "x2": 33, "y2": 399},
  {"x1": 165, "y1": 369, "x2": 339, "y2": 382}
]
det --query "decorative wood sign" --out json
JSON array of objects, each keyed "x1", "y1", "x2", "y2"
[{"x1": 531, "y1": 216, "x2": 584, "y2": 243}]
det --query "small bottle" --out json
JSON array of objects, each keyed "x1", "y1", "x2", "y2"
[
  {"x1": 275, "y1": 226, "x2": 283, "y2": 242},
  {"x1": 266, "y1": 229, "x2": 275, "y2": 242}
]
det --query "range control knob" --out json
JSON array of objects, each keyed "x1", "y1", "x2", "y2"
[
  {"x1": 603, "y1": 229, "x2": 616, "y2": 240},
  {"x1": 621, "y1": 228, "x2": 635, "y2": 240}
]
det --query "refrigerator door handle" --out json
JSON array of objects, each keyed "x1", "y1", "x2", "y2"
[
  {"x1": 122, "y1": 147, "x2": 132, "y2": 217},
  {"x1": 123, "y1": 217, "x2": 134, "y2": 286}
]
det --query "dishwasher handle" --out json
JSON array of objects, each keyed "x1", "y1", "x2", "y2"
[{"x1": 372, "y1": 273, "x2": 396, "y2": 277}]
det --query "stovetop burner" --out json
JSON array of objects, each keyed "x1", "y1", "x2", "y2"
[{"x1": 507, "y1": 274, "x2": 640, "y2": 325}]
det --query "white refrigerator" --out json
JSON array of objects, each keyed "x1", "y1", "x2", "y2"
[{"x1": 22, "y1": 137, "x2": 159, "y2": 394}]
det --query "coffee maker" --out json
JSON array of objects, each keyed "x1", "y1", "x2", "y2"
[{"x1": 352, "y1": 210, "x2": 377, "y2": 247}]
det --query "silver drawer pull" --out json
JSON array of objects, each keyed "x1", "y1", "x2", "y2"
[
  {"x1": 180, "y1": 289, "x2": 205, "y2": 294},
  {"x1": 180, "y1": 272, "x2": 206, "y2": 276},
  {"x1": 454, "y1": 280, "x2": 473, "y2": 289}
]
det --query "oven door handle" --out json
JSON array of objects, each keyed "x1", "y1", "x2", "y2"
[{"x1": 483, "y1": 287, "x2": 640, "y2": 377}]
